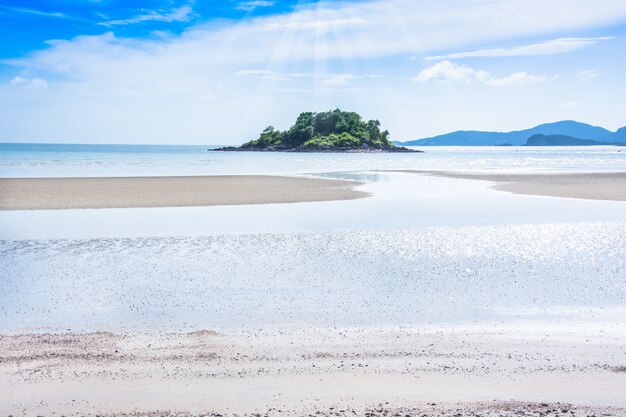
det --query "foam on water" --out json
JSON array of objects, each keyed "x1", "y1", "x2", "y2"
[{"x1": 1, "y1": 222, "x2": 624, "y2": 334}]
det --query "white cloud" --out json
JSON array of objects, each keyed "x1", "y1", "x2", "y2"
[
  {"x1": 227, "y1": 0, "x2": 626, "y2": 61},
  {"x1": 427, "y1": 37, "x2": 613, "y2": 60},
  {"x1": 561, "y1": 100, "x2": 579, "y2": 108},
  {"x1": 236, "y1": 1, "x2": 276, "y2": 12},
  {"x1": 0, "y1": 6, "x2": 68, "y2": 19},
  {"x1": 99, "y1": 5, "x2": 192, "y2": 26},
  {"x1": 484, "y1": 72, "x2": 546, "y2": 86},
  {"x1": 578, "y1": 69, "x2": 599, "y2": 80},
  {"x1": 413, "y1": 61, "x2": 483, "y2": 82},
  {"x1": 8, "y1": 76, "x2": 48, "y2": 90},
  {"x1": 12, "y1": 1, "x2": 626, "y2": 69},
  {"x1": 414, "y1": 61, "x2": 545, "y2": 87},
  {"x1": 260, "y1": 18, "x2": 365, "y2": 32},
  {"x1": 3, "y1": 0, "x2": 626, "y2": 142}
]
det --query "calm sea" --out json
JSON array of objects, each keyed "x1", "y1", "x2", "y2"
[
  {"x1": 1, "y1": 142, "x2": 625, "y2": 177},
  {"x1": 1, "y1": 142, "x2": 625, "y2": 333}
]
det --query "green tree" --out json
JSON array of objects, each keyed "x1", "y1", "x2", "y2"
[{"x1": 244, "y1": 109, "x2": 395, "y2": 149}]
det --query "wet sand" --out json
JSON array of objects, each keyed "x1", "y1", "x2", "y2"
[
  {"x1": 0, "y1": 175, "x2": 367, "y2": 210},
  {"x1": 420, "y1": 172, "x2": 626, "y2": 201},
  {"x1": 2, "y1": 327, "x2": 625, "y2": 416}
]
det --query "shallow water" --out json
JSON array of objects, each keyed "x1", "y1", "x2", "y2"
[
  {"x1": 1, "y1": 222, "x2": 624, "y2": 334},
  {"x1": 1, "y1": 143, "x2": 626, "y2": 177},
  {"x1": 2, "y1": 173, "x2": 626, "y2": 240},
  {"x1": 1, "y1": 145, "x2": 625, "y2": 334}
]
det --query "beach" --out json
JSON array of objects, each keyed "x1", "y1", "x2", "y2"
[
  {"x1": 1, "y1": 146, "x2": 625, "y2": 416},
  {"x1": 0, "y1": 175, "x2": 367, "y2": 210},
  {"x1": 2, "y1": 326, "x2": 626, "y2": 416},
  {"x1": 5, "y1": 0, "x2": 626, "y2": 413},
  {"x1": 430, "y1": 172, "x2": 626, "y2": 201},
  {"x1": 1, "y1": 171, "x2": 625, "y2": 211}
]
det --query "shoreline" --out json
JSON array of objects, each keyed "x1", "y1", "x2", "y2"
[
  {"x1": 0, "y1": 175, "x2": 368, "y2": 210},
  {"x1": 393, "y1": 171, "x2": 626, "y2": 202},
  {"x1": 213, "y1": 146, "x2": 421, "y2": 153},
  {"x1": 2, "y1": 171, "x2": 625, "y2": 211},
  {"x1": 3, "y1": 327, "x2": 625, "y2": 416}
]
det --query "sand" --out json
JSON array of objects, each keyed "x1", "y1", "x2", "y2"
[
  {"x1": 2, "y1": 172, "x2": 624, "y2": 211},
  {"x1": 2, "y1": 327, "x2": 626, "y2": 416},
  {"x1": 0, "y1": 175, "x2": 367, "y2": 210},
  {"x1": 420, "y1": 172, "x2": 626, "y2": 201},
  {"x1": 2, "y1": 172, "x2": 625, "y2": 416}
]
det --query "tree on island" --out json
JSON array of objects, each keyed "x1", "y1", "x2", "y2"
[{"x1": 239, "y1": 109, "x2": 399, "y2": 151}]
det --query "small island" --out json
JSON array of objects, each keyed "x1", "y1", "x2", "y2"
[
  {"x1": 216, "y1": 109, "x2": 420, "y2": 153},
  {"x1": 523, "y1": 134, "x2": 612, "y2": 146}
]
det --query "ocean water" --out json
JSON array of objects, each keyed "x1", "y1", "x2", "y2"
[
  {"x1": 1, "y1": 143, "x2": 625, "y2": 334},
  {"x1": 1, "y1": 143, "x2": 626, "y2": 177}
]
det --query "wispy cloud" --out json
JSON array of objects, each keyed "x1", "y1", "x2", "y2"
[
  {"x1": 6, "y1": 1, "x2": 626, "y2": 65},
  {"x1": 99, "y1": 5, "x2": 192, "y2": 26},
  {"x1": 414, "y1": 61, "x2": 546, "y2": 87},
  {"x1": 8, "y1": 76, "x2": 48, "y2": 90},
  {"x1": 0, "y1": 6, "x2": 68, "y2": 19},
  {"x1": 561, "y1": 100, "x2": 579, "y2": 108},
  {"x1": 4, "y1": 0, "x2": 626, "y2": 142},
  {"x1": 578, "y1": 69, "x2": 599, "y2": 80},
  {"x1": 484, "y1": 72, "x2": 546, "y2": 87},
  {"x1": 427, "y1": 37, "x2": 614, "y2": 60},
  {"x1": 260, "y1": 18, "x2": 365, "y2": 32},
  {"x1": 236, "y1": 1, "x2": 276, "y2": 12}
]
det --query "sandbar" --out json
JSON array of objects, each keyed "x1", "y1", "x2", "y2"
[
  {"x1": 397, "y1": 171, "x2": 626, "y2": 201},
  {"x1": 0, "y1": 175, "x2": 368, "y2": 210}
]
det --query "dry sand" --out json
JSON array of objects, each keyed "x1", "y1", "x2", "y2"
[
  {"x1": 2, "y1": 327, "x2": 626, "y2": 416},
  {"x1": 2, "y1": 172, "x2": 624, "y2": 210},
  {"x1": 421, "y1": 172, "x2": 626, "y2": 201},
  {"x1": 0, "y1": 175, "x2": 367, "y2": 210}
]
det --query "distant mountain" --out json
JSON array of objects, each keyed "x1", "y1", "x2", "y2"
[
  {"x1": 613, "y1": 127, "x2": 626, "y2": 142},
  {"x1": 523, "y1": 134, "x2": 609, "y2": 146},
  {"x1": 396, "y1": 120, "x2": 624, "y2": 146}
]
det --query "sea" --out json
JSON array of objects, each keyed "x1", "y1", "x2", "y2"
[
  {"x1": 0, "y1": 143, "x2": 625, "y2": 334},
  {"x1": 1, "y1": 142, "x2": 625, "y2": 177}
]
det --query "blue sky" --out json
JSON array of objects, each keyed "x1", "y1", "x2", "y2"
[
  {"x1": 0, "y1": 1, "x2": 319, "y2": 58},
  {"x1": 1, "y1": 0, "x2": 626, "y2": 144}
]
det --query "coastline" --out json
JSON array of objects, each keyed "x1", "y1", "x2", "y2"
[
  {"x1": 213, "y1": 146, "x2": 421, "y2": 153},
  {"x1": 2, "y1": 168, "x2": 625, "y2": 416},
  {"x1": 443, "y1": 172, "x2": 626, "y2": 201},
  {"x1": 0, "y1": 175, "x2": 368, "y2": 210},
  {"x1": 394, "y1": 171, "x2": 626, "y2": 202}
]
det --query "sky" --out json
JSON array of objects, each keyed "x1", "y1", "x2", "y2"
[{"x1": 1, "y1": 0, "x2": 626, "y2": 144}]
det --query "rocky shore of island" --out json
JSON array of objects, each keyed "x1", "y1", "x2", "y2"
[{"x1": 214, "y1": 144, "x2": 421, "y2": 153}]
